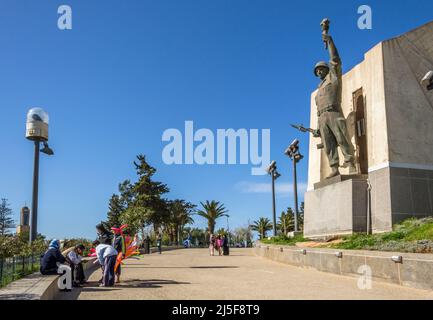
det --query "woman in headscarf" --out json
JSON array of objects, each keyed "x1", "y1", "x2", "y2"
[
  {"x1": 222, "y1": 234, "x2": 230, "y2": 256},
  {"x1": 40, "y1": 239, "x2": 66, "y2": 275}
]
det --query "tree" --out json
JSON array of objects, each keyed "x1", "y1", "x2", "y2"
[
  {"x1": 165, "y1": 199, "x2": 195, "y2": 245},
  {"x1": 233, "y1": 226, "x2": 253, "y2": 245},
  {"x1": 277, "y1": 207, "x2": 295, "y2": 235},
  {"x1": 130, "y1": 155, "x2": 170, "y2": 230},
  {"x1": 106, "y1": 155, "x2": 169, "y2": 236},
  {"x1": 215, "y1": 228, "x2": 228, "y2": 236},
  {"x1": 106, "y1": 194, "x2": 125, "y2": 228},
  {"x1": 251, "y1": 217, "x2": 273, "y2": 239},
  {"x1": 190, "y1": 228, "x2": 206, "y2": 246},
  {"x1": 196, "y1": 200, "x2": 228, "y2": 235},
  {"x1": 0, "y1": 199, "x2": 15, "y2": 236},
  {"x1": 299, "y1": 202, "x2": 305, "y2": 231}
]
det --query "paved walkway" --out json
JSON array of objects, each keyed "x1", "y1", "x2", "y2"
[{"x1": 75, "y1": 248, "x2": 433, "y2": 300}]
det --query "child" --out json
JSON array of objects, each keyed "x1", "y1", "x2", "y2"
[{"x1": 94, "y1": 240, "x2": 118, "y2": 287}]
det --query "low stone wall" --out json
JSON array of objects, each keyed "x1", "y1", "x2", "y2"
[
  {"x1": 255, "y1": 242, "x2": 433, "y2": 291},
  {"x1": 0, "y1": 257, "x2": 97, "y2": 300}
]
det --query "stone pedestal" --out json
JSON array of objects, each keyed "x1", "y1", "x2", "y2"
[{"x1": 304, "y1": 176, "x2": 368, "y2": 239}]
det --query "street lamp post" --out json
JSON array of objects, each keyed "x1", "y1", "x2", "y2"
[
  {"x1": 226, "y1": 215, "x2": 230, "y2": 246},
  {"x1": 31, "y1": 141, "x2": 40, "y2": 243},
  {"x1": 266, "y1": 161, "x2": 281, "y2": 237},
  {"x1": 26, "y1": 108, "x2": 54, "y2": 243},
  {"x1": 284, "y1": 139, "x2": 304, "y2": 233}
]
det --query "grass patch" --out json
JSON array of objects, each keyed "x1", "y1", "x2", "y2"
[
  {"x1": 331, "y1": 217, "x2": 433, "y2": 253},
  {"x1": 260, "y1": 234, "x2": 309, "y2": 246}
]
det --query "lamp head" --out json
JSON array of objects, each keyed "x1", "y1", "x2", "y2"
[
  {"x1": 40, "y1": 142, "x2": 54, "y2": 155},
  {"x1": 421, "y1": 70, "x2": 433, "y2": 90},
  {"x1": 266, "y1": 160, "x2": 277, "y2": 174},
  {"x1": 289, "y1": 139, "x2": 299, "y2": 150}
]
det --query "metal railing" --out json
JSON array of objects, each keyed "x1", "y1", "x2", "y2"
[{"x1": 0, "y1": 254, "x2": 41, "y2": 288}]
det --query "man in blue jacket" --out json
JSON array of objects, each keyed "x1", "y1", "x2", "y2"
[{"x1": 40, "y1": 239, "x2": 66, "y2": 275}]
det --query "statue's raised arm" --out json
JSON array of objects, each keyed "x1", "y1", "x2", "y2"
[{"x1": 320, "y1": 18, "x2": 341, "y2": 76}]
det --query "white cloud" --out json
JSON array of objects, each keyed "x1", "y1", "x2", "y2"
[{"x1": 235, "y1": 181, "x2": 307, "y2": 195}]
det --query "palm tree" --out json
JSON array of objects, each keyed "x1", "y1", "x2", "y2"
[
  {"x1": 196, "y1": 200, "x2": 228, "y2": 235},
  {"x1": 251, "y1": 217, "x2": 273, "y2": 239},
  {"x1": 277, "y1": 208, "x2": 295, "y2": 235}
]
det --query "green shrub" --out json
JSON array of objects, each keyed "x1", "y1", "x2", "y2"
[{"x1": 332, "y1": 217, "x2": 433, "y2": 252}]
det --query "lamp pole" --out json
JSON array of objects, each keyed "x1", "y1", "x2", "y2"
[
  {"x1": 266, "y1": 161, "x2": 280, "y2": 237},
  {"x1": 292, "y1": 154, "x2": 300, "y2": 233},
  {"x1": 226, "y1": 215, "x2": 230, "y2": 246},
  {"x1": 30, "y1": 141, "x2": 40, "y2": 243},
  {"x1": 271, "y1": 170, "x2": 277, "y2": 237},
  {"x1": 285, "y1": 140, "x2": 303, "y2": 233}
]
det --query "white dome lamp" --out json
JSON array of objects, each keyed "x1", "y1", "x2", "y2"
[{"x1": 26, "y1": 107, "x2": 54, "y2": 243}]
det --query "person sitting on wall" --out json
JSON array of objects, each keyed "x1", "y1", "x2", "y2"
[
  {"x1": 65, "y1": 244, "x2": 87, "y2": 287},
  {"x1": 40, "y1": 239, "x2": 67, "y2": 275}
]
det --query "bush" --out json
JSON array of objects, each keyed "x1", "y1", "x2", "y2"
[{"x1": 261, "y1": 234, "x2": 308, "y2": 246}]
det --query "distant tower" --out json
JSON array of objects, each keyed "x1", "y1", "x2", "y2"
[{"x1": 16, "y1": 206, "x2": 30, "y2": 235}]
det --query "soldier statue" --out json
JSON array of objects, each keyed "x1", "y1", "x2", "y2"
[{"x1": 311, "y1": 19, "x2": 356, "y2": 178}]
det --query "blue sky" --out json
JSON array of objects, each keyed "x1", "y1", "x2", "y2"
[{"x1": 1, "y1": 0, "x2": 432, "y2": 239}]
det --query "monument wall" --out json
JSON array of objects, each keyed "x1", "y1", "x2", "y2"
[{"x1": 377, "y1": 21, "x2": 433, "y2": 228}]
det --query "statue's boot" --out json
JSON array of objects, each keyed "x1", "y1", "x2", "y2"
[
  {"x1": 341, "y1": 161, "x2": 357, "y2": 174},
  {"x1": 326, "y1": 166, "x2": 340, "y2": 179}
]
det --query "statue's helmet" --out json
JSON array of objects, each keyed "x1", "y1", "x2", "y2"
[{"x1": 314, "y1": 61, "x2": 329, "y2": 76}]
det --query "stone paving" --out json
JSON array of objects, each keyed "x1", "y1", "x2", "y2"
[{"x1": 74, "y1": 248, "x2": 433, "y2": 300}]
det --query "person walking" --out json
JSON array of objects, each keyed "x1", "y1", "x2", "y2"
[
  {"x1": 94, "y1": 240, "x2": 118, "y2": 287},
  {"x1": 209, "y1": 234, "x2": 215, "y2": 256},
  {"x1": 156, "y1": 233, "x2": 162, "y2": 254}
]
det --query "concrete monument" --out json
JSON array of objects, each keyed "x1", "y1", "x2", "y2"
[{"x1": 303, "y1": 19, "x2": 433, "y2": 238}]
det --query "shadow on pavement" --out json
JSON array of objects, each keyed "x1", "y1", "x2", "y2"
[
  {"x1": 190, "y1": 266, "x2": 239, "y2": 269},
  {"x1": 123, "y1": 266, "x2": 239, "y2": 269},
  {"x1": 81, "y1": 287, "x2": 120, "y2": 292},
  {"x1": 116, "y1": 279, "x2": 190, "y2": 288}
]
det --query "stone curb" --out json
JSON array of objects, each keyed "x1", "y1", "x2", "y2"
[{"x1": 255, "y1": 242, "x2": 433, "y2": 291}]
